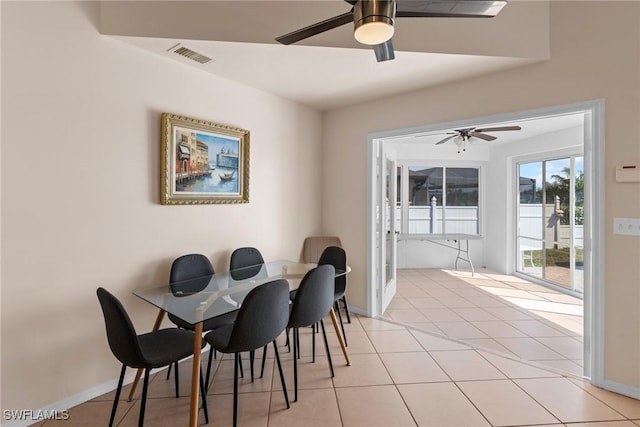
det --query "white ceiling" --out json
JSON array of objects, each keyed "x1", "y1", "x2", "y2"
[
  {"x1": 103, "y1": 1, "x2": 549, "y2": 111},
  {"x1": 117, "y1": 36, "x2": 536, "y2": 111},
  {"x1": 386, "y1": 112, "x2": 586, "y2": 147},
  {"x1": 102, "y1": 1, "x2": 580, "y2": 144}
]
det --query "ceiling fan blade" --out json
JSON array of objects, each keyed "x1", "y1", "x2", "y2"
[
  {"x1": 436, "y1": 135, "x2": 458, "y2": 145},
  {"x1": 275, "y1": 11, "x2": 353, "y2": 45},
  {"x1": 470, "y1": 132, "x2": 497, "y2": 141},
  {"x1": 474, "y1": 125, "x2": 522, "y2": 132},
  {"x1": 373, "y1": 39, "x2": 395, "y2": 62},
  {"x1": 396, "y1": 0, "x2": 506, "y2": 18}
]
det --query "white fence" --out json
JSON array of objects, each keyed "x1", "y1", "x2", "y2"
[
  {"x1": 519, "y1": 204, "x2": 584, "y2": 248},
  {"x1": 397, "y1": 206, "x2": 479, "y2": 235}
]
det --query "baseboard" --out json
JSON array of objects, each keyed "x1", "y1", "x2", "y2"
[
  {"x1": 0, "y1": 356, "x2": 190, "y2": 427},
  {"x1": 599, "y1": 378, "x2": 640, "y2": 400},
  {"x1": 344, "y1": 304, "x2": 367, "y2": 317}
]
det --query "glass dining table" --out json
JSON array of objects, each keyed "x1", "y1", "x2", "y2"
[{"x1": 131, "y1": 260, "x2": 351, "y2": 427}]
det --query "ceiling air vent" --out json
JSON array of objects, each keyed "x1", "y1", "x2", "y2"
[{"x1": 169, "y1": 44, "x2": 213, "y2": 64}]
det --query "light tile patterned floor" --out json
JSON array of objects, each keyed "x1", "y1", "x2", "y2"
[
  {"x1": 41, "y1": 307, "x2": 640, "y2": 426},
  {"x1": 384, "y1": 268, "x2": 585, "y2": 376}
]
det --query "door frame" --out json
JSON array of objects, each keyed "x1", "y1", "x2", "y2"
[
  {"x1": 380, "y1": 150, "x2": 398, "y2": 314},
  {"x1": 366, "y1": 99, "x2": 605, "y2": 387}
]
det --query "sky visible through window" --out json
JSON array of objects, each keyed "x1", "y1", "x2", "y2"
[{"x1": 520, "y1": 157, "x2": 584, "y2": 191}]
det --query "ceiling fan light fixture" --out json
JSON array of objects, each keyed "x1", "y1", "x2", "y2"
[
  {"x1": 353, "y1": 0, "x2": 396, "y2": 45},
  {"x1": 354, "y1": 20, "x2": 394, "y2": 45}
]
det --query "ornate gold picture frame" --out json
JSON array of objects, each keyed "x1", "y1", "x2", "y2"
[{"x1": 160, "y1": 113, "x2": 250, "y2": 205}]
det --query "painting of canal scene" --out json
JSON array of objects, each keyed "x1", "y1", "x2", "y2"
[{"x1": 161, "y1": 113, "x2": 249, "y2": 204}]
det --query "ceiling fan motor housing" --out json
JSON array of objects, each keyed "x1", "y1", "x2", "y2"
[{"x1": 354, "y1": 0, "x2": 396, "y2": 45}]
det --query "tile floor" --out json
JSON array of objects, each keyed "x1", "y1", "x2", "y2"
[
  {"x1": 384, "y1": 268, "x2": 585, "y2": 376},
  {"x1": 39, "y1": 305, "x2": 640, "y2": 426}
]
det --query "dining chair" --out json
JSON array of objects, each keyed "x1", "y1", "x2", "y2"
[
  {"x1": 203, "y1": 279, "x2": 291, "y2": 427},
  {"x1": 166, "y1": 254, "x2": 238, "y2": 386},
  {"x1": 228, "y1": 246, "x2": 266, "y2": 382},
  {"x1": 287, "y1": 264, "x2": 336, "y2": 402},
  {"x1": 230, "y1": 246, "x2": 265, "y2": 280},
  {"x1": 318, "y1": 246, "x2": 351, "y2": 342},
  {"x1": 302, "y1": 236, "x2": 342, "y2": 264},
  {"x1": 96, "y1": 287, "x2": 208, "y2": 427}
]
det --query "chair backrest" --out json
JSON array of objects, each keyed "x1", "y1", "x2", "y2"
[
  {"x1": 288, "y1": 264, "x2": 336, "y2": 329},
  {"x1": 302, "y1": 236, "x2": 342, "y2": 264},
  {"x1": 230, "y1": 247, "x2": 264, "y2": 280},
  {"x1": 318, "y1": 246, "x2": 347, "y2": 295},
  {"x1": 170, "y1": 254, "x2": 215, "y2": 283},
  {"x1": 225, "y1": 279, "x2": 290, "y2": 353},
  {"x1": 169, "y1": 254, "x2": 215, "y2": 297},
  {"x1": 96, "y1": 287, "x2": 146, "y2": 368}
]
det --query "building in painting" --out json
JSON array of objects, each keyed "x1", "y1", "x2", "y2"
[
  {"x1": 216, "y1": 146, "x2": 238, "y2": 169},
  {"x1": 194, "y1": 140, "x2": 209, "y2": 173},
  {"x1": 175, "y1": 130, "x2": 211, "y2": 182}
]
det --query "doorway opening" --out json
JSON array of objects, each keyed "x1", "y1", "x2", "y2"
[{"x1": 366, "y1": 100, "x2": 604, "y2": 384}]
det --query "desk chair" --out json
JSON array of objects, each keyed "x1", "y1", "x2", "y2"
[
  {"x1": 97, "y1": 287, "x2": 208, "y2": 427},
  {"x1": 287, "y1": 265, "x2": 336, "y2": 402},
  {"x1": 203, "y1": 279, "x2": 291, "y2": 427},
  {"x1": 166, "y1": 254, "x2": 238, "y2": 388}
]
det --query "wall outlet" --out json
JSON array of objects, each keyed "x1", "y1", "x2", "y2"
[{"x1": 613, "y1": 217, "x2": 640, "y2": 236}]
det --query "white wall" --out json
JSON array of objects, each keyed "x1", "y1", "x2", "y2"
[
  {"x1": 323, "y1": 1, "x2": 640, "y2": 391},
  {"x1": 1, "y1": 1, "x2": 322, "y2": 412}
]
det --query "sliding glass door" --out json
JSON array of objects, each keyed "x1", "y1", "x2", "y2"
[{"x1": 517, "y1": 156, "x2": 584, "y2": 294}]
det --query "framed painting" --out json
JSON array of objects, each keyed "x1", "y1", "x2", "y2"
[{"x1": 160, "y1": 113, "x2": 250, "y2": 204}]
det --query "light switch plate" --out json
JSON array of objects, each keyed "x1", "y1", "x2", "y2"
[{"x1": 613, "y1": 217, "x2": 640, "y2": 236}]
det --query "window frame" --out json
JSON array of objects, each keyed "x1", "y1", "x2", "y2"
[{"x1": 398, "y1": 161, "x2": 483, "y2": 236}]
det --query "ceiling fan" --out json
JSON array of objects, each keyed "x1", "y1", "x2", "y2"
[
  {"x1": 275, "y1": 0, "x2": 508, "y2": 62},
  {"x1": 435, "y1": 125, "x2": 522, "y2": 153}
]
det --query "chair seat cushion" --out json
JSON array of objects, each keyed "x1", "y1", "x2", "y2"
[
  {"x1": 138, "y1": 328, "x2": 202, "y2": 368},
  {"x1": 203, "y1": 324, "x2": 234, "y2": 353}
]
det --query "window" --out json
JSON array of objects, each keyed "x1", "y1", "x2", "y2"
[{"x1": 405, "y1": 166, "x2": 480, "y2": 235}]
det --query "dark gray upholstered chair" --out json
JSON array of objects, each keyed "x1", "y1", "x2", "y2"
[
  {"x1": 318, "y1": 246, "x2": 350, "y2": 344},
  {"x1": 168, "y1": 254, "x2": 238, "y2": 331},
  {"x1": 229, "y1": 246, "x2": 265, "y2": 281},
  {"x1": 96, "y1": 287, "x2": 208, "y2": 427},
  {"x1": 287, "y1": 265, "x2": 336, "y2": 402},
  {"x1": 203, "y1": 279, "x2": 291, "y2": 427},
  {"x1": 227, "y1": 247, "x2": 266, "y2": 382},
  {"x1": 166, "y1": 254, "x2": 238, "y2": 384}
]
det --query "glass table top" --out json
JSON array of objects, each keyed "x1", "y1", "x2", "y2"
[{"x1": 134, "y1": 260, "x2": 347, "y2": 326}]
